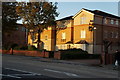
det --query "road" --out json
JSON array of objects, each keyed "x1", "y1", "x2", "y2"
[{"x1": 2, "y1": 54, "x2": 119, "y2": 80}]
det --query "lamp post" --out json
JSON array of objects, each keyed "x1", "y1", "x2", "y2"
[{"x1": 89, "y1": 21, "x2": 96, "y2": 54}]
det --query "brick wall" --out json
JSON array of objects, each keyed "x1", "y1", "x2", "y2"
[{"x1": 1, "y1": 50, "x2": 50, "y2": 58}]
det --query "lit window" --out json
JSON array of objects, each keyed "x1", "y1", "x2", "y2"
[
  {"x1": 81, "y1": 30, "x2": 86, "y2": 38},
  {"x1": 116, "y1": 20, "x2": 119, "y2": 25},
  {"x1": 62, "y1": 32, "x2": 66, "y2": 39},
  {"x1": 111, "y1": 19, "x2": 114, "y2": 24}
]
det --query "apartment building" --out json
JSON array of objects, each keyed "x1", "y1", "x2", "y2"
[
  {"x1": 56, "y1": 16, "x2": 74, "y2": 50},
  {"x1": 28, "y1": 8, "x2": 120, "y2": 54},
  {"x1": 28, "y1": 26, "x2": 56, "y2": 51},
  {"x1": 73, "y1": 8, "x2": 120, "y2": 54}
]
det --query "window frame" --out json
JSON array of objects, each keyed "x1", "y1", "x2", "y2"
[
  {"x1": 45, "y1": 35, "x2": 48, "y2": 40},
  {"x1": 62, "y1": 32, "x2": 66, "y2": 39},
  {"x1": 116, "y1": 20, "x2": 119, "y2": 25},
  {"x1": 80, "y1": 30, "x2": 86, "y2": 38},
  {"x1": 80, "y1": 15, "x2": 86, "y2": 24},
  {"x1": 104, "y1": 18, "x2": 108, "y2": 24},
  {"x1": 110, "y1": 19, "x2": 114, "y2": 24}
]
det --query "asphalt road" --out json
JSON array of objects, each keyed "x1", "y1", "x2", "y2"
[{"x1": 2, "y1": 54, "x2": 119, "y2": 80}]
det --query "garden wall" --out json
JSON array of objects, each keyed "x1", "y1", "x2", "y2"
[{"x1": 0, "y1": 50, "x2": 51, "y2": 58}]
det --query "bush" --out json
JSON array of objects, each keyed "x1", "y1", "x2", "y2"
[
  {"x1": 28, "y1": 45, "x2": 37, "y2": 51},
  {"x1": 20, "y1": 46, "x2": 28, "y2": 50},
  {"x1": 11, "y1": 44, "x2": 18, "y2": 49},
  {"x1": 47, "y1": 51, "x2": 54, "y2": 58},
  {"x1": 58, "y1": 48, "x2": 100, "y2": 60},
  {"x1": 3, "y1": 44, "x2": 11, "y2": 50},
  {"x1": 61, "y1": 53, "x2": 100, "y2": 60},
  {"x1": 13, "y1": 45, "x2": 28, "y2": 50},
  {"x1": 60, "y1": 48, "x2": 88, "y2": 54},
  {"x1": 14, "y1": 46, "x2": 20, "y2": 50}
]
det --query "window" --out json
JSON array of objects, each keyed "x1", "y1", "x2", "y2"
[
  {"x1": 109, "y1": 32, "x2": 112, "y2": 38},
  {"x1": 115, "y1": 32, "x2": 118, "y2": 38},
  {"x1": 81, "y1": 30, "x2": 86, "y2": 38},
  {"x1": 16, "y1": 27, "x2": 19, "y2": 30},
  {"x1": 67, "y1": 45, "x2": 71, "y2": 49},
  {"x1": 57, "y1": 21, "x2": 67, "y2": 28},
  {"x1": 111, "y1": 19, "x2": 114, "y2": 24},
  {"x1": 104, "y1": 18, "x2": 108, "y2": 24},
  {"x1": 22, "y1": 27, "x2": 25, "y2": 31},
  {"x1": 61, "y1": 45, "x2": 65, "y2": 50},
  {"x1": 104, "y1": 31, "x2": 108, "y2": 38},
  {"x1": 80, "y1": 16, "x2": 86, "y2": 24},
  {"x1": 62, "y1": 32, "x2": 66, "y2": 39},
  {"x1": 116, "y1": 20, "x2": 119, "y2": 25},
  {"x1": 111, "y1": 32, "x2": 114, "y2": 38},
  {"x1": 45, "y1": 35, "x2": 48, "y2": 40}
]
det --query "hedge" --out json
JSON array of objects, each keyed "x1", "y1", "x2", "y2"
[
  {"x1": 59, "y1": 48, "x2": 100, "y2": 60},
  {"x1": 61, "y1": 53, "x2": 100, "y2": 60}
]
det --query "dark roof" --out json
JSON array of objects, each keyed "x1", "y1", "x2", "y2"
[
  {"x1": 16, "y1": 24, "x2": 23, "y2": 26},
  {"x1": 65, "y1": 41, "x2": 73, "y2": 44},
  {"x1": 83, "y1": 8, "x2": 94, "y2": 13},
  {"x1": 83, "y1": 8, "x2": 120, "y2": 19},
  {"x1": 56, "y1": 16, "x2": 73, "y2": 21},
  {"x1": 57, "y1": 8, "x2": 120, "y2": 21},
  {"x1": 75, "y1": 40, "x2": 88, "y2": 44}
]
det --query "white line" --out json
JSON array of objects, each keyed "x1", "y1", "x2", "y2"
[
  {"x1": 13, "y1": 74, "x2": 37, "y2": 76},
  {"x1": 0, "y1": 74, "x2": 21, "y2": 78},
  {"x1": 5, "y1": 68, "x2": 41, "y2": 75},
  {"x1": 44, "y1": 69, "x2": 79, "y2": 77},
  {"x1": 63, "y1": 72, "x2": 79, "y2": 77}
]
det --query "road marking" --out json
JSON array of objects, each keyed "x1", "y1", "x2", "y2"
[
  {"x1": 0, "y1": 74, "x2": 21, "y2": 78},
  {"x1": 13, "y1": 74, "x2": 38, "y2": 76},
  {"x1": 44, "y1": 69, "x2": 79, "y2": 77},
  {"x1": 5, "y1": 68, "x2": 41, "y2": 75}
]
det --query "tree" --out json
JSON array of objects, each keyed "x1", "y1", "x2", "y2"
[
  {"x1": 2, "y1": 2, "x2": 20, "y2": 33},
  {"x1": 103, "y1": 40, "x2": 112, "y2": 54},
  {"x1": 16, "y1": 2, "x2": 58, "y2": 49},
  {"x1": 2, "y1": 2, "x2": 21, "y2": 49},
  {"x1": 103, "y1": 40, "x2": 112, "y2": 65}
]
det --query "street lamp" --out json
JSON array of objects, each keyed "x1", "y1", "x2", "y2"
[{"x1": 89, "y1": 21, "x2": 97, "y2": 54}]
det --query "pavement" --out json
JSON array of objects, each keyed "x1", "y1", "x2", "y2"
[
  {"x1": 66, "y1": 59, "x2": 116, "y2": 70},
  {"x1": 27, "y1": 56, "x2": 110, "y2": 68},
  {"x1": 9, "y1": 54, "x2": 117, "y2": 71}
]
